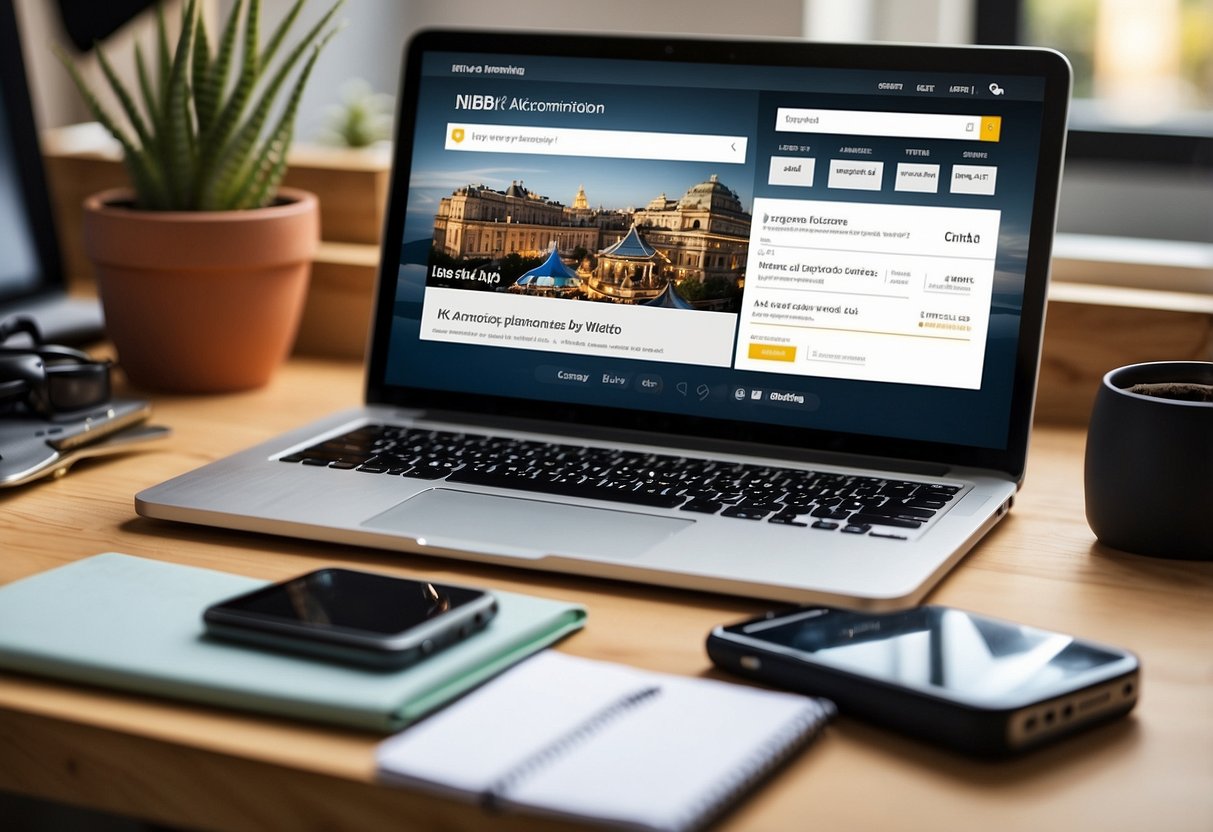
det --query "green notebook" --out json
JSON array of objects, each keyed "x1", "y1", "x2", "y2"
[{"x1": 0, "y1": 553, "x2": 586, "y2": 731}]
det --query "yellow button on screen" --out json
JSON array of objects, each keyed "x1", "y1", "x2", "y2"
[
  {"x1": 980, "y1": 116, "x2": 1002, "y2": 142},
  {"x1": 748, "y1": 343, "x2": 797, "y2": 362}
]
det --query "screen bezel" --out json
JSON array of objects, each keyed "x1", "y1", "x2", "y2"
[{"x1": 365, "y1": 30, "x2": 1072, "y2": 481}]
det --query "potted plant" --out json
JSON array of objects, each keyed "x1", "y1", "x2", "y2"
[{"x1": 61, "y1": 0, "x2": 343, "y2": 392}]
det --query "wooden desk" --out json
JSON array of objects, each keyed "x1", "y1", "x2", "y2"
[{"x1": 1, "y1": 356, "x2": 1210, "y2": 831}]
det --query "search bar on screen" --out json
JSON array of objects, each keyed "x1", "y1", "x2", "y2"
[
  {"x1": 445, "y1": 123, "x2": 748, "y2": 164},
  {"x1": 776, "y1": 108, "x2": 1001, "y2": 142}
]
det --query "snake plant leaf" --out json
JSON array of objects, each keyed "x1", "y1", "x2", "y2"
[
  {"x1": 195, "y1": 0, "x2": 262, "y2": 205},
  {"x1": 155, "y1": 2, "x2": 172, "y2": 111},
  {"x1": 202, "y1": 0, "x2": 245, "y2": 136},
  {"x1": 160, "y1": 0, "x2": 199, "y2": 207},
  {"x1": 94, "y1": 45, "x2": 155, "y2": 154},
  {"x1": 133, "y1": 43, "x2": 160, "y2": 156},
  {"x1": 260, "y1": 0, "x2": 307, "y2": 74},
  {"x1": 191, "y1": 10, "x2": 213, "y2": 134},
  {"x1": 56, "y1": 47, "x2": 168, "y2": 208},
  {"x1": 234, "y1": 27, "x2": 338, "y2": 209},
  {"x1": 124, "y1": 149, "x2": 169, "y2": 210},
  {"x1": 208, "y1": 0, "x2": 343, "y2": 209},
  {"x1": 61, "y1": 0, "x2": 342, "y2": 211}
]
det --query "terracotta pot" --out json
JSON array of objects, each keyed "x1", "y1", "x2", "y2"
[{"x1": 82, "y1": 187, "x2": 319, "y2": 393}]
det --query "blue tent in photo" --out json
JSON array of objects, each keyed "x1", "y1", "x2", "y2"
[
  {"x1": 600, "y1": 224, "x2": 658, "y2": 259},
  {"x1": 643, "y1": 281, "x2": 694, "y2": 309},
  {"x1": 514, "y1": 242, "x2": 581, "y2": 293}
]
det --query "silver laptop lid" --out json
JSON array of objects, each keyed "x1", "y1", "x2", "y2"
[{"x1": 364, "y1": 33, "x2": 1071, "y2": 482}]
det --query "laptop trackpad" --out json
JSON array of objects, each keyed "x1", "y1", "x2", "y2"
[{"x1": 362, "y1": 488, "x2": 693, "y2": 560}]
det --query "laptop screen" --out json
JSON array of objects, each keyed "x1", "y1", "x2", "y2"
[{"x1": 368, "y1": 32, "x2": 1070, "y2": 478}]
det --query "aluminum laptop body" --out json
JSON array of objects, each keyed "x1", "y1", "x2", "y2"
[{"x1": 137, "y1": 32, "x2": 1071, "y2": 610}]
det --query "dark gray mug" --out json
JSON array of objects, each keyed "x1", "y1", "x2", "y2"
[{"x1": 1084, "y1": 361, "x2": 1213, "y2": 560}]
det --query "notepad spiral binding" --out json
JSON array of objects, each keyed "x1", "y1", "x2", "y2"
[
  {"x1": 671, "y1": 696, "x2": 838, "y2": 832},
  {"x1": 482, "y1": 684, "x2": 662, "y2": 810}
]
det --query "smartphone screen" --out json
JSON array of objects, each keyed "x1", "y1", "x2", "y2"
[
  {"x1": 214, "y1": 568, "x2": 488, "y2": 636},
  {"x1": 728, "y1": 606, "x2": 1130, "y2": 703}
]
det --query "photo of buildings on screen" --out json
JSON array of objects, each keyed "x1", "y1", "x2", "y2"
[{"x1": 425, "y1": 172, "x2": 750, "y2": 315}]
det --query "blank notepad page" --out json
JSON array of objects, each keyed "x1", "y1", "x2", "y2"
[{"x1": 376, "y1": 651, "x2": 835, "y2": 832}]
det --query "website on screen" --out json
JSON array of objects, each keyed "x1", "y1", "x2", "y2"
[{"x1": 385, "y1": 50, "x2": 1045, "y2": 448}]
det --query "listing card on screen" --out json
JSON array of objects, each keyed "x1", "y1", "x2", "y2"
[{"x1": 736, "y1": 199, "x2": 1000, "y2": 389}]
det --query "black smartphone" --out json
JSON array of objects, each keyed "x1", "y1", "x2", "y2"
[
  {"x1": 203, "y1": 568, "x2": 498, "y2": 669},
  {"x1": 707, "y1": 605, "x2": 1139, "y2": 756}
]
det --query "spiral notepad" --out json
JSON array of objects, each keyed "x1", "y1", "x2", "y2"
[{"x1": 375, "y1": 651, "x2": 835, "y2": 832}]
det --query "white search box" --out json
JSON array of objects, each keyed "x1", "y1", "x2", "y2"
[
  {"x1": 445, "y1": 123, "x2": 747, "y2": 164},
  {"x1": 776, "y1": 108, "x2": 1000, "y2": 142}
]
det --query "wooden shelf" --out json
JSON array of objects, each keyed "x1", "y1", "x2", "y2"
[{"x1": 1037, "y1": 280, "x2": 1213, "y2": 425}]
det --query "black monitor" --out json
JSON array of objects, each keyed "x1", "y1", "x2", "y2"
[{"x1": 0, "y1": 0, "x2": 102, "y2": 344}]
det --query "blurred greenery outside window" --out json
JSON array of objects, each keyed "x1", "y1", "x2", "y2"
[
  {"x1": 1022, "y1": 0, "x2": 1213, "y2": 132},
  {"x1": 981, "y1": 0, "x2": 1213, "y2": 251}
]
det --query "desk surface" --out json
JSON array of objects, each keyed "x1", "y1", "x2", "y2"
[{"x1": 1, "y1": 356, "x2": 1210, "y2": 832}]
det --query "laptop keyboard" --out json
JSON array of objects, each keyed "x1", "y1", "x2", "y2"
[{"x1": 279, "y1": 424, "x2": 963, "y2": 538}]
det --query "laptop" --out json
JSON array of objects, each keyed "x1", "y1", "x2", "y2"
[
  {"x1": 137, "y1": 31, "x2": 1071, "y2": 610},
  {"x1": 0, "y1": 0, "x2": 104, "y2": 346}
]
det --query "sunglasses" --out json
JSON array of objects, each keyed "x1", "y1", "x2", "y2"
[{"x1": 0, "y1": 316, "x2": 112, "y2": 418}]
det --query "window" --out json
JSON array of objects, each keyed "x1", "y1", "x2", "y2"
[
  {"x1": 977, "y1": 0, "x2": 1212, "y2": 163},
  {"x1": 1021, "y1": 0, "x2": 1213, "y2": 129},
  {"x1": 977, "y1": 0, "x2": 1212, "y2": 255}
]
